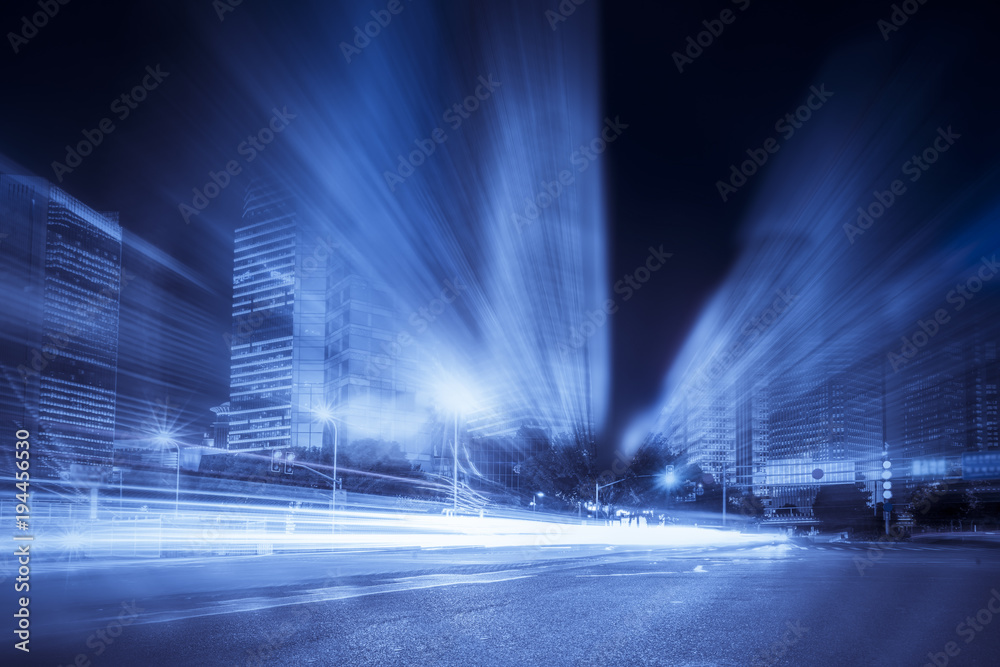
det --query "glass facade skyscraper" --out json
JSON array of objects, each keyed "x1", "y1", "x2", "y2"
[
  {"x1": 228, "y1": 179, "x2": 326, "y2": 451},
  {"x1": 228, "y1": 178, "x2": 428, "y2": 457},
  {"x1": 0, "y1": 174, "x2": 122, "y2": 477},
  {"x1": 325, "y1": 258, "x2": 428, "y2": 456}
]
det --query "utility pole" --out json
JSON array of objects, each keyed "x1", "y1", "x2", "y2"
[
  {"x1": 595, "y1": 481, "x2": 599, "y2": 523},
  {"x1": 882, "y1": 444, "x2": 892, "y2": 535},
  {"x1": 453, "y1": 410, "x2": 459, "y2": 513},
  {"x1": 722, "y1": 460, "x2": 727, "y2": 527}
]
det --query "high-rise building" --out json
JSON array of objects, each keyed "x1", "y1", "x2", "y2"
[
  {"x1": 325, "y1": 254, "x2": 429, "y2": 459},
  {"x1": 227, "y1": 178, "x2": 429, "y2": 459},
  {"x1": 735, "y1": 377, "x2": 768, "y2": 501},
  {"x1": 896, "y1": 342, "x2": 966, "y2": 462},
  {"x1": 228, "y1": 179, "x2": 325, "y2": 452},
  {"x1": 766, "y1": 355, "x2": 884, "y2": 514},
  {"x1": 0, "y1": 174, "x2": 122, "y2": 477},
  {"x1": 0, "y1": 175, "x2": 48, "y2": 450},
  {"x1": 659, "y1": 388, "x2": 735, "y2": 486}
]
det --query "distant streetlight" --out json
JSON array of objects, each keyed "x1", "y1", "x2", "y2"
[
  {"x1": 312, "y1": 407, "x2": 340, "y2": 533},
  {"x1": 596, "y1": 473, "x2": 668, "y2": 522},
  {"x1": 153, "y1": 434, "x2": 181, "y2": 516},
  {"x1": 534, "y1": 491, "x2": 544, "y2": 512},
  {"x1": 433, "y1": 373, "x2": 480, "y2": 514}
]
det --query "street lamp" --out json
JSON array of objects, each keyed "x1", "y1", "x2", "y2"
[
  {"x1": 453, "y1": 409, "x2": 458, "y2": 512},
  {"x1": 596, "y1": 472, "x2": 672, "y2": 523},
  {"x1": 533, "y1": 491, "x2": 544, "y2": 512},
  {"x1": 153, "y1": 435, "x2": 180, "y2": 516},
  {"x1": 433, "y1": 373, "x2": 480, "y2": 514},
  {"x1": 312, "y1": 406, "x2": 340, "y2": 533}
]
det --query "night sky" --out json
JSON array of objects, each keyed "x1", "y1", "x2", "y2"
[{"x1": 2, "y1": 0, "x2": 998, "y2": 448}]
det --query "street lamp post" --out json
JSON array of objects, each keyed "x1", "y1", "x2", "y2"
[
  {"x1": 533, "y1": 491, "x2": 544, "y2": 512},
  {"x1": 595, "y1": 478, "x2": 634, "y2": 523},
  {"x1": 314, "y1": 411, "x2": 340, "y2": 534},
  {"x1": 330, "y1": 417, "x2": 339, "y2": 532},
  {"x1": 596, "y1": 469, "x2": 676, "y2": 524},
  {"x1": 433, "y1": 373, "x2": 479, "y2": 516},
  {"x1": 294, "y1": 461, "x2": 340, "y2": 534},
  {"x1": 171, "y1": 444, "x2": 180, "y2": 516},
  {"x1": 154, "y1": 437, "x2": 181, "y2": 516},
  {"x1": 453, "y1": 410, "x2": 459, "y2": 513},
  {"x1": 722, "y1": 460, "x2": 727, "y2": 527}
]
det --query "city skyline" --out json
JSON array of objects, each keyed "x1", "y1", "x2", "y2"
[{"x1": 4, "y1": 2, "x2": 1000, "y2": 664}]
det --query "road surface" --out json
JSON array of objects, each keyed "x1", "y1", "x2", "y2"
[{"x1": 18, "y1": 541, "x2": 1000, "y2": 666}]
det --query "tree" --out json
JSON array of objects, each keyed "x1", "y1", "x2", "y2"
[
  {"x1": 519, "y1": 429, "x2": 600, "y2": 509},
  {"x1": 812, "y1": 483, "x2": 876, "y2": 534},
  {"x1": 734, "y1": 490, "x2": 766, "y2": 523},
  {"x1": 338, "y1": 439, "x2": 424, "y2": 497}
]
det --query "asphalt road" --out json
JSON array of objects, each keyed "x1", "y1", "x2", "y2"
[{"x1": 19, "y1": 542, "x2": 1000, "y2": 666}]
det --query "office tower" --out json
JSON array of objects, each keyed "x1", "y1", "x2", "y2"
[
  {"x1": 890, "y1": 316, "x2": 1000, "y2": 487},
  {"x1": 228, "y1": 178, "x2": 326, "y2": 452},
  {"x1": 228, "y1": 178, "x2": 428, "y2": 459},
  {"x1": 766, "y1": 354, "x2": 884, "y2": 514},
  {"x1": 0, "y1": 174, "x2": 122, "y2": 477},
  {"x1": 897, "y1": 342, "x2": 966, "y2": 462},
  {"x1": 735, "y1": 378, "x2": 768, "y2": 501},
  {"x1": 0, "y1": 175, "x2": 48, "y2": 446},
  {"x1": 660, "y1": 388, "x2": 735, "y2": 485},
  {"x1": 208, "y1": 402, "x2": 231, "y2": 449},
  {"x1": 112, "y1": 229, "x2": 224, "y2": 453},
  {"x1": 325, "y1": 254, "x2": 429, "y2": 459}
]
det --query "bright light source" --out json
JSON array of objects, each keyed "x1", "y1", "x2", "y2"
[
  {"x1": 432, "y1": 371, "x2": 480, "y2": 413},
  {"x1": 536, "y1": 492, "x2": 544, "y2": 497},
  {"x1": 312, "y1": 405, "x2": 335, "y2": 423},
  {"x1": 152, "y1": 433, "x2": 175, "y2": 445},
  {"x1": 665, "y1": 472, "x2": 677, "y2": 486}
]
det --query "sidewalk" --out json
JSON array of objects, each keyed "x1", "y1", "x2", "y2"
[{"x1": 911, "y1": 531, "x2": 1000, "y2": 547}]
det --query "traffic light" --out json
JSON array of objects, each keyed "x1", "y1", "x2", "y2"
[
  {"x1": 881, "y1": 446, "x2": 893, "y2": 520},
  {"x1": 665, "y1": 464, "x2": 676, "y2": 486},
  {"x1": 881, "y1": 451, "x2": 892, "y2": 502},
  {"x1": 271, "y1": 449, "x2": 282, "y2": 473},
  {"x1": 284, "y1": 452, "x2": 295, "y2": 474}
]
